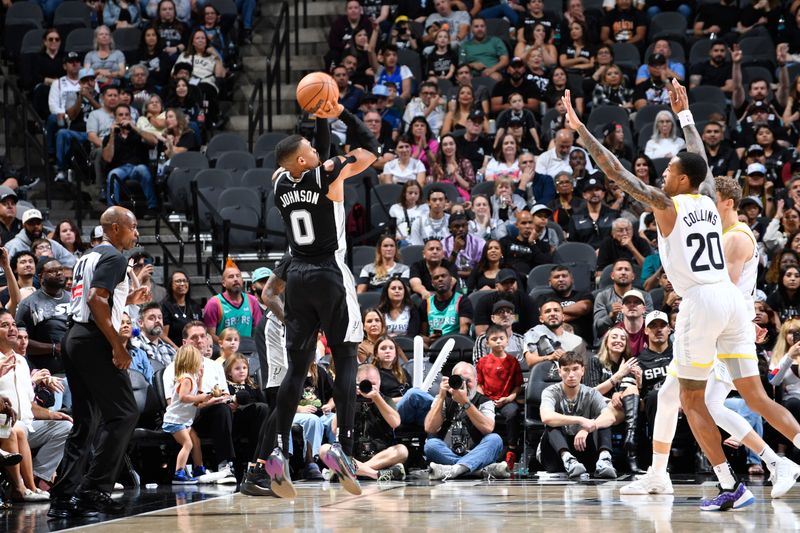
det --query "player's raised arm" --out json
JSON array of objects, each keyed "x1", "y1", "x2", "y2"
[
  {"x1": 561, "y1": 91, "x2": 672, "y2": 211},
  {"x1": 315, "y1": 103, "x2": 378, "y2": 183},
  {"x1": 668, "y1": 78, "x2": 715, "y2": 197}
]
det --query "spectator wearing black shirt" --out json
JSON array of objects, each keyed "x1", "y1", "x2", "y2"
[
  {"x1": 161, "y1": 108, "x2": 199, "y2": 159},
  {"x1": 703, "y1": 121, "x2": 740, "y2": 178},
  {"x1": 533, "y1": 265, "x2": 594, "y2": 344},
  {"x1": 325, "y1": 0, "x2": 373, "y2": 68},
  {"x1": 474, "y1": 268, "x2": 536, "y2": 336},
  {"x1": 567, "y1": 177, "x2": 618, "y2": 248},
  {"x1": 516, "y1": 0, "x2": 559, "y2": 44},
  {"x1": 152, "y1": 0, "x2": 189, "y2": 66},
  {"x1": 499, "y1": 210, "x2": 554, "y2": 281},
  {"x1": 692, "y1": 0, "x2": 740, "y2": 41},
  {"x1": 632, "y1": 54, "x2": 671, "y2": 111},
  {"x1": 21, "y1": 28, "x2": 64, "y2": 110},
  {"x1": 424, "y1": 29, "x2": 459, "y2": 81},
  {"x1": 689, "y1": 41, "x2": 734, "y2": 94},
  {"x1": 456, "y1": 111, "x2": 492, "y2": 174},
  {"x1": 637, "y1": 311, "x2": 673, "y2": 438},
  {"x1": 490, "y1": 57, "x2": 540, "y2": 114},
  {"x1": 596, "y1": 218, "x2": 651, "y2": 273},
  {"x1": 161, "y1": 270, "x2": 202, "y2": 348},
  {"x1": 548, "y1": 171, "x2": 585, "y2": 232},
  {"x1": 0, "y1": 187, "x2": 22, "y2": 246},
  {"x1": 102, "y1": 104, "x2": 159, "y2": 217},
  {"x1": 600, "y1": 0, "x2": 646, "y2": 49}
]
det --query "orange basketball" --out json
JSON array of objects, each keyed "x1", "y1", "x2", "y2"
[{"x1": 296, "y1": 72, "x2": 339, "y2": 114}]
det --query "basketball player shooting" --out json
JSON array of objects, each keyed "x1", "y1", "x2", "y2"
[
  {"x1": 561, "y1": 83, "x2": 762, "y2": 510},
  {"x1": 241, "y1": 83, "x2": 378, "y2": 499}
]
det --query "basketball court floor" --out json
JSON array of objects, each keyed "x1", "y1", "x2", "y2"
[{"x1": 7, "y1": 475, "x2": 800, "y2": 532}]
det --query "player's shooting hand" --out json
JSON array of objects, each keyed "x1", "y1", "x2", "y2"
[
  {"x1": 314, "y1": 101, "x2": 343, "y2": 120},
  {"x1": 668, "y1": 78, "x2": 689, "y2": 115}
]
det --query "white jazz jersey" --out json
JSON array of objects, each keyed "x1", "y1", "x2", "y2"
[
  {"x1": 657, "y1": 194, "x2": 728, "y2": 297},
  {"x1": 722, "y1": 221, "x2": 759, "y2": 312}
]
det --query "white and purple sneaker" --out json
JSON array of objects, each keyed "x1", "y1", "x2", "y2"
[
  {"x1": 322, "y1": 443, "x2": 362, "y2": 495},
  {"x1": 700, "y1": 482, "x2": 755, "y2": 511},
  {"x1": 264, "y1": 447, "x2": 297, "y2": 499}
]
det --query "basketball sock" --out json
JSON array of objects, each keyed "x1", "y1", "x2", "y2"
[
  {"x1": 759, "y1": 446, "x2": 780, "y2": 475},
  {"x1": 713, "y1": 462, "x2": 736, "y2": 490},
  {"x1": 793, "y1": 434, "x2": 800, "y2": 449},
  {"x1": 652, "y1": 452, "x2": 669, "y2": 474}
]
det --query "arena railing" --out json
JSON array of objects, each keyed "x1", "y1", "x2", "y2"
[
  {"x1": 293, "y1": 0, "x2": 308, "y2": 56},
  {"x1": 1, "y1": 80, "x2": 52, "y2": 210},
  {"x1": 154, "y1": 214, "x2": 187, "y2": 284},
  {"x1": 247, "y1": 80, "x2": 264, "y2": 152},
  {"x1": 265, "y1": 1, "x2": 291, "y2": 132}
]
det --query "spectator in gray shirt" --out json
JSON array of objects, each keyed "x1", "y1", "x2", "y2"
[
  {"x1": 592, "y1": 259, "x2": 652, "y2": 341},
  {"x1": 539, "y1": 351, "x2": 616, "y2": 479},
  {"x1": 524, "y1": 298, "x2": 587, "y2": 369}
]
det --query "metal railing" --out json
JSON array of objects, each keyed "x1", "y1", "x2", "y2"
[
  {"x1": 1, "y1": 81, "x2": 52, "y2": 210},
  {"x1": 293, "y1": 0, "x2": 309, "y2": 56},
  {"x1": 154, "y1": 214, "x2": 186, "y2": 284},
  {"x1": 247, "y1": 80, "x2": 264, "y2": 152},
  {"x1": 265, "y1": 1, "x2": 291, "y2": 132}
]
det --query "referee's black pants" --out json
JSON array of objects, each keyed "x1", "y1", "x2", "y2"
[{"x1": 50, "y1": 323, "x2": 138, "y2": 497}]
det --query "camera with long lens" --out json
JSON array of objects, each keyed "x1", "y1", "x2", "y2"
[
  {"x1": 450, "y1": 420, "x2": 468, "y2": 455},
  {"x1": 448, "y1": 374, "x2": 464, "y2": 390},
  {"x1": 358, "y1": 379, "x2": 373, "y2": 394}
]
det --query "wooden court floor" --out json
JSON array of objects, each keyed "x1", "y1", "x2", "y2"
[{"x1": 63, "y1": 479, "x2": 800, "y2": 533}]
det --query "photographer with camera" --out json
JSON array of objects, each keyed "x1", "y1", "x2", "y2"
[
  {"x1": 102, "y1": 104, "x2": 160, "y2": 219},
  {"x1": 319, "y1": 364, "x2": 407, "y2": 481},
  {"x1": 424, "y1": 361, "x2": 509, "y2": 480},
  {"x1": 539, "y1": 351, "x2": 617, "y2": 479}
]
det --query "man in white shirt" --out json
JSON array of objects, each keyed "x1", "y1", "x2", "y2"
[
  {"x1": 46, "y1": 52, "x2": 82, "y2": 158},
  {"x1": 402, "y1": 81, "x2": 445, "y2": 136},
  {"x1": 535, "y1": 129, "x2": 593, "y2": 180},
  {"x1": 408, "y1": 187, "x2": 450, "y2": 245}
]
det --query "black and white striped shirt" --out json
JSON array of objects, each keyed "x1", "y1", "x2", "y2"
[{"x1": 69, "y1": 244, "x2": 129, "y2": 330}]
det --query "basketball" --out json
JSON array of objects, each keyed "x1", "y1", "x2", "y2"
[{"x1": 296, "y1": 72, "x2": 339, "y2": 115}]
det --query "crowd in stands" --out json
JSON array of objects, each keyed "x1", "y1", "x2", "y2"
[{"x1": 6, "y1": 0, "x2": 800, "y2": 500}]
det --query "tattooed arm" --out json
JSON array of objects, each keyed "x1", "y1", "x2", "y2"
[
  {"x1": 574, "y1": 124, "x2": 673, "y2": 209},
  {"x1": 667, "y1": 78, "x2": 715, "y2": 197},
  {"x1": 261, "y1": 273, "x2": 286, "y2": 323}
]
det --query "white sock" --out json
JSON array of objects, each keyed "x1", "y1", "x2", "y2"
[
  {"x1": 713, "y1": 462, "x2": 736, "y2": 490},
  {"x1": 793, "y1": 434, "x2": 800, "y2": 449},
  {"x1": 652, "y1": 452, "x2": 669, "y2": 474},
  {"x1": 759, "y1": 446, "x2": 780, "y2": 475}
]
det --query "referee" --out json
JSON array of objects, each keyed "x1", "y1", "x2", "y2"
[{"x1": 48, "y1": 206, "x2": 150, "y2": 519}]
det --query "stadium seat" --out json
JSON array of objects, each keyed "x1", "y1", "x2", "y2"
[
  {"x1": 371, "y1": 183, "x2": 403, "y2": 208},
  {"x1": 241, "y1": 168, "x2": 273, "y2": 189},
  {"x1": 219, "y1": 186, "x2": 263, "y2": 221},
  {"x1": 689, "y1": 102, "x2": 725, "y2": 123},
  {"x1": 357, "y1": 292, "x2": 381, "y2": 311},
  {"x1": 587, "y1": 105, "x2": 630, "y2": 132},
  {"x1": 470, "y1": 181, "x2": 496, "y2": 199},
  {"x1": 265, "y1": 207, "x2": 288, "y2": 250},
  {"x1": 254, "y1": 131, "x2": 288, "y2": 155},
  {"x1": 397, "y1": 48, "x2": 423, "y2": 86},
  {"x1": 54, "y1": 3, "x2": 91, "y2": 38},
  {"x1": 633, "y1": 105, "x2": 670, "y2": 134},
  {"x1": 219, "y1": 205, "x2": 260, "y2": 250},
  {"x1": 370, "y1": 203, "x2": 393, "y2": 233},
  {"x1": 114, "y1": 27, "x2": 141, "y2": 64},
  {"x1": 527, "y1": 263, "x2": 557, "y2": 290},
  {"x1": 195, "y1": 168, "x2": 233, "y2": 189},
  {"x1": 169, "y1": 151, "x2": 209, "y2": 170},
  {"x1": 738, "y1": 36, "x2": 776, "y2": 69},
  {"x1": 195, "y1": 186, "x2": 225, "y2": 231},
  {"x1": 556, "y1": 242, "x2": 598, "y2": 272},
  {"x1": 4, "y1": 3, "x2": 44, "y2": 61},
  {"x1": 64, "y1": 27, "x2": 94, "y2": 55},
  {"x1": 352, "y1": 245, "x2": 376, "y2": 266},
  {"x1": 402, "y1": 245, "x2": 424, "y2": 266},
  {"x1": 689, "y1": 85, "x2": 726, "y2": 108},
  {"x1": 167, "y1": 167, "x2": 202, "y2": 213},
  {"x1": 206, "y1": 132, "x2": 248, "y2": 163},
  {"x1": 648, "y1": 12, "x2": 687, "y2": 43},
  {"x1": 611, "y1": 43, "x2": 641, "y2": 73},
  {"x1": 20, "y1": 28, "x2": 46, "y2": 55},
  {"x1": 215, "y1": 150, "x2": 257, "y2": 172}
]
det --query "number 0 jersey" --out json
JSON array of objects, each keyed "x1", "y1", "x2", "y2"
[
  {"x1": 274, "y1": 166, "x2": 346, "y2": 261},
  {"x1": 657, "y1": 194, "x2": 728, "y2": 297}
]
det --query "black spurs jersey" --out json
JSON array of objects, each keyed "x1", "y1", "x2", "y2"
[
  {"x1": 68, "y1": 244, "x2": 129, "y2": 329},
  {"x1": 274, "y1": 165, "x2": 346, "y2": 260},
  {"x1": 637, "y1": 345, "x2": 673, "y2": 397}
]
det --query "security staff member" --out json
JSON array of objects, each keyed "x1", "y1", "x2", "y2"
[{"x1": 48, "y1": 206, "x2": 150, "y2": 519}]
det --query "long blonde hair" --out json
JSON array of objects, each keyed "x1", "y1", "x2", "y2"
[
  {"x1": 771, "y1": 318, "x2": 800, "y2": 367},
  {"x1": 174, "y1": 345, "x2": 203, "y2": 383},
  {"x1": 372, "y1": 235, "x2": 401, "y2": 280},
  {"x1": 597, "y1": 326, "x2": 631, "y2": 370}
]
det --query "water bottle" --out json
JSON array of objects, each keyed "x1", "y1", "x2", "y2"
[{"x1": 488, "y1": 119, "x2": 497, "y2": 135}]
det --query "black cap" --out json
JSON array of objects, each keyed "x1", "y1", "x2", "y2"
[
  {"x1": 64, "y1": 51, "x2": 80, "y2": 63},
  {"x1": 468, "y1": 109, "x2": 485, "y2": 122},
  {"x1": 582, "y1": 177, "x2": 606, "y2": 191},
  {"x1": 497, "y1": 269, "x2": 517, "y2": 283},
  {"x1": 492, "y1": 300, "x2": 515, "y2": 314},
  {"x1": 602, "y1": 121, "x2": 620, "y2": 137},
  {"x1": 648, "y1": 53, "x2": 666, "y2": 66},
  {"x1": 510, "y1": 56, "x2": 525, "y2": 66}
]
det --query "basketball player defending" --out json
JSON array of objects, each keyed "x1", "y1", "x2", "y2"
[
  {"x1": 240, "y1": 102, "x2": 377, "y2": 499},
  {"x1": 562, "y1": 83, "x2": 770, "y2": 511}
]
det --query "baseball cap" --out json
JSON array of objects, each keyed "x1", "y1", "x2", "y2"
[
  {"x1": 582, "y1": 177, "x2": 606, "y2": 191},
  {"x1": 394, "y1": 15, "x2": 409, "y2": 23},
  {"x1": 492, "y1": 300, "x2": 515, "y2": 314},
  {"x1": 372, "y1": 84, "x2": 390, "y2": 98},
  {"x1": 64, "y1": 51, "x2": 80, "y2": 63},
  {"x1": 91, "y1": 225, "x2": 104, "y2": 240},
  {"x1": 22, "y1": 208, "x2": 43, "y2": 224},
  {"x1": 530, "y1": 204, "x2": 552, "y2": 217},
  {"x1": 468, "y1": 109, "x2": 485, "y2": 122},
  {"x1": 251, "y1": 267, "x2": 273, "y2": 282},
  {"x1": 497, "y1": 268, "x2": 518, "y2": 284},
  {"x1": 648, "y1": 53, "x2": 666, "y2": 66},
  {"x1": 508, "y1": 115, "x2": 524, "y2": 127},
  {"x1": 747, "y1": 163, "x2": 767, "y2": 175},
  {"x1": 79, "y1": 67, "x2": 96, "y2": 80},
  {"x1": 0, "y1": 186, "x2": 17, "y2": 203},
  {"x1": 602, "y1": 121, "x2": 621, "y2": 137},
  {"x1": 645, "y1": 310, "x2": 669, "y2": 327},
  {"x1": 621, "y1": 289, "x2": 645, "y2": 304},
  {"x1": 510, "y1": 56, "x2": 525, "y2": 66},
  {"x1": 746, "y1": 144, "x2": 764, "y2": 155},
  {"x1": 739, "y1": 196, "x2": 763, "y2": 211}
]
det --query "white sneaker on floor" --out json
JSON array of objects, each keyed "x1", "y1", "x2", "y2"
[
  {"x1": 429, "y1": 463, "x2": 455, "y2": 481},
  {"x1": 113, "y1": 483, "x2": 124, "y2": 491},
  {"x1": 20, "y1": 489, "x2": 50, "y2": 502},
  {"x1": 770, "y1": 457, "x2": 800, "y2": 498},
  {"x1": 215, "y1": 464, "x2": 237, "y2": 484},
  {"x1": 481, "y1": 462, "x2": 511, "y2": 480},
  {"x1": 620, "y1": 467, "x2": 674, "y2": 495},
  {"x1": 564, "y1": 457, "x2": 587, "y2": 479}
]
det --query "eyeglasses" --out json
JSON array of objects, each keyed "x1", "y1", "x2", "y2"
[
  {"x1": 47, "y1": 37, "x2": 61, "y2": 42},
  {"x1": 173, "y1": 279, "x2": 189, "y2": 284}
]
